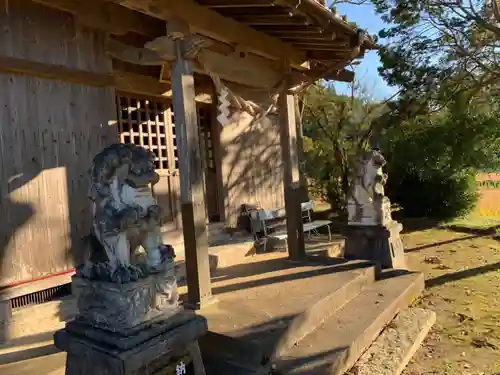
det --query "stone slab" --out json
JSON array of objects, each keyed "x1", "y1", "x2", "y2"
[
  {"x1": 275, "y1": 272, "x2": 425, "y2": 375},
  {"x1": 66, "y1": 310, "x2": 196, "y2": 350},
  {"x1": 351, "y1": 308, "x2": 436, "y2": 375}
]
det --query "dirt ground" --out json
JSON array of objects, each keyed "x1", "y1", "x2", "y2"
[{"x1": 400, "y1": 218, "x2": 500, "y2": 375}]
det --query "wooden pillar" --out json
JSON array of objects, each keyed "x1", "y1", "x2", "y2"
[
  {"x1": 171, "y1": 34, "x2": 214, "y2": 309},
  {"x1": 279, "y1": 84, "x2": 306, "y2": 260}
]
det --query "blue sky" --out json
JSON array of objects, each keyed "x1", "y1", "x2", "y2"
[{"x1": 330, "y1": 2, "x2": 399, "y2": 100}]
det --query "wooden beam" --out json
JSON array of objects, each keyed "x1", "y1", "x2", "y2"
[
  {"x1": 32, "y1": 0, "x2": 165, "y2": 36},
  {"x1": 112, "y1": 0, "x2": 307, "y2": 65},
  {"x1": 324, "y1": 68, "x2": 355, "y2": 83},
  {"x1": 170, "y1": 35, "x2": 214, "y2": 309},
  {"x1": 107, "y1": 39, "x2": 167, "y2": 65},
  {"x1": 114, "y1": 70, "x2": 170, "y2": 97},
  {"x1": 197, "y1": 49, "x2": 282, "y2": 88},
  {"x1": 0, "y1": 54, "x2": 214, "y2": 101},
  {"x1": 278, "y1": 36, "x2": 341, "y2": 43},
  {"x1": 257, "y1": 26, "x2": 324, "y2": 35},
  {"x1": 295, "y1": 45, "x2": 350, "y2": 51},
  {"x1": 307, "y1": 50, "x2": 363, "y2": 61},
  {"x1": 0, "y1": 55, "x2": 114, "y2": 87},
  {"x1": 279, "y1": 81, "x2": 306, "y2": 260},
  {"x1": 228, "y1": 15, "x2": 309, "y2": 26},
  {"x1": 108, "y1": 39, "x2": 284, "y2": 88},
  {"x1": 202, "y1": 0, "x2": 275, "y2": 8},
  {"x1": 114, "y1": 70, "x2": 212, "y2": 102}
]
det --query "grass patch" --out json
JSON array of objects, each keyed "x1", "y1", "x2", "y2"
[{"x1": 439, "y1": 215, "x2": 500, "y2": 236}]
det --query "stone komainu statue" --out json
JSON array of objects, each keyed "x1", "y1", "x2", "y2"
[
  {"x1": 80, "y1": 143, "x2": 174, "y2": 283},
  {"x1": 347, "y1": 149, "x2": 392, "y2": 226}
]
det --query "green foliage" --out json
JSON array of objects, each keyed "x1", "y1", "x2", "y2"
[
  {"x1": 372, "y1": 0, "x2": 500, "y2": 112},
  {"x1": 383, "y1": 95, "x2": 500, "y2": 219},
  {"x1": 387, "y1": 168, "x2": 479, "y2": 219}
]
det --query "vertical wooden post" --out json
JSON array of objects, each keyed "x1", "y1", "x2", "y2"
[
  {"x1": 279, "y1": 82, "x2": 306, "y2": 260},
  {"x1": 170, "y1": 34, "x2": 214, "y2": 309}
]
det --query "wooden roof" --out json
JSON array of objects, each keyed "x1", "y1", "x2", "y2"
[
  {"x1": 31, "y1": 0, "x2": 376, "y2": 85},
  {"x1": 195, "y1": 0, "x2": 377, "y2": 62}
]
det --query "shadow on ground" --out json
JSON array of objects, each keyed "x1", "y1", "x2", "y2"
[{"x1": 425, "y1": 261, "x2": 500, "y2": 288}]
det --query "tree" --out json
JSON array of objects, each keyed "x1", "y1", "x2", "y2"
[
  {"x1": 382, "y1": 93, "x2": 500, "y2": 218},
  {"x1": 372, "y1": 0, "x2": 500, "y2": 110}
]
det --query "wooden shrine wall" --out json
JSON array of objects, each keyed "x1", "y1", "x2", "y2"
[
  {"x1": 220, "y1": 107, "x2": 285, "y2": 227},
  {"x1": 0, "y1": 0, "x2": 117, "y2": 288}
]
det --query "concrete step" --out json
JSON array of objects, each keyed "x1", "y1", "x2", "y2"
[
  {"x1": 199, "y1": 258, "x2": 377, "y2": 370},
  {"x1": 274, "y1": 272, "x2": 425, "y2": 375},
  {"x1": 0, "y1": 351, "x2": 66, "y2": 375},
  {"x1": 351, "y1": 308, "x2": 436, "y2": 375}
]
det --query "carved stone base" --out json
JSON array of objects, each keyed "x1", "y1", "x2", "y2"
[
  {"x1": 347, "y1": 196, "x2": 393, "y2": 227},
  {"x1": 343, "y1": 221, "x2": 407, "y2": 270},
  {"x1": 72, "y1": 272, "x2": 179, "y2": 334},
  {"x1": 54, "y1": 311, "x2": 207, "y2": 375}
]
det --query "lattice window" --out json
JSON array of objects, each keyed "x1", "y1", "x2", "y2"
[
  {"x1": 117, "y1": 94, "x2": 214, "y2": 172},
  {"x1": 117, "y1": 95, "x2": 170, "y2": 170}
]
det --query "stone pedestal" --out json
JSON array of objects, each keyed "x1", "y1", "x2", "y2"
[
  {"x1": 55, "y1": 311, "x2": 207, "y2": 375},
  {"x1": 55, "y1": 274, "x2": 207, "y2": 375},
  {"x1": 344, "y1": 221, "x2": 407, "y2": 270}
]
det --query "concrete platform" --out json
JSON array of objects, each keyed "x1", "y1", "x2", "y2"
[
  {"x1": 194, "y1": 253, "x2": 424, "y2": 375},
  {"x1": 0, "y1": 236, "x2": 426, "y2": 375},
  {"x1": 195, "y1": 254, "x2": 377, "y2": 369},
  {"x1": 0, "y1": 254, "x2": 425, "y2": 375}
]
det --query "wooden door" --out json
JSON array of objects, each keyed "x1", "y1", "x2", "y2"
[{"x1": 116, "y1": 93, "x2": 181, "y2": 231}]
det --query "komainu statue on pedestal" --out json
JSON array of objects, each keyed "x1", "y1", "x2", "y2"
[
  {"x1": 73, "y1": 144, "x2": 179, "y2": 331},
  {"x1": 347, "y1": 149, "x2": 393, "y2": 226},
  {"x1": 344, "y1": 149, "x2": 406, "y2": 269},
  {"x1": 55, "y1": 144, "x2": 208, "y2": 375}
]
